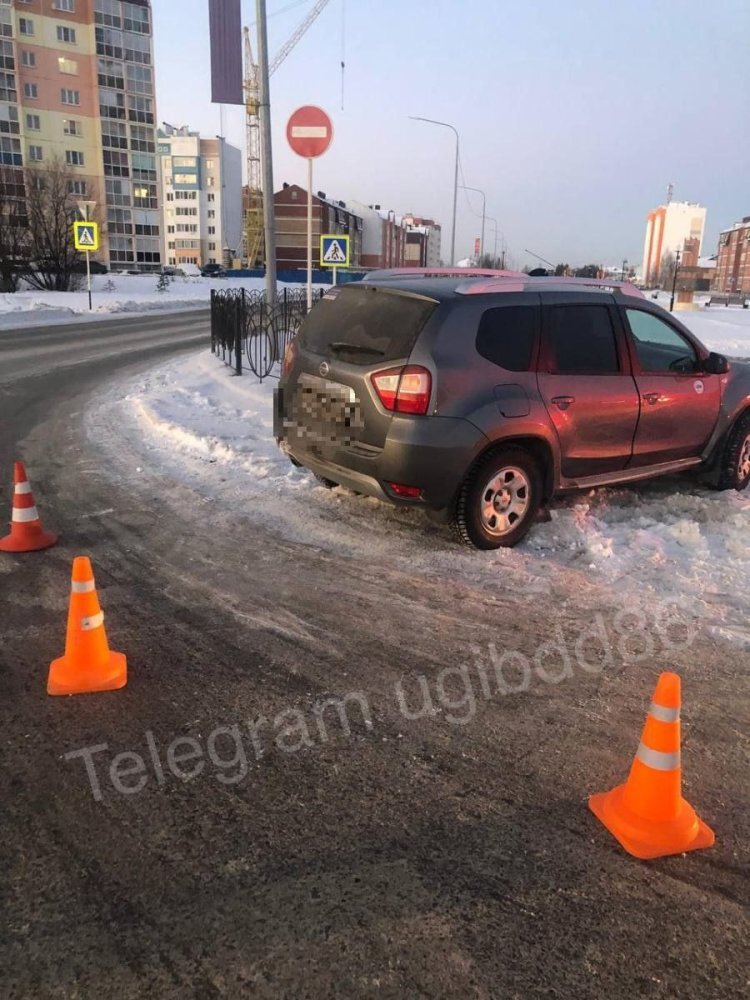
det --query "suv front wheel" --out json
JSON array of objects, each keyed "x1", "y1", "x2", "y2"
[
  {"x1": 451, "y1": 447, "x2": 542, "y2": 549},
  {"x1": 717, "y1": 411, "x2": 750, "y2": 491}
]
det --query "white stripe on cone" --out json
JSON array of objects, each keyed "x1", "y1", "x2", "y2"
[
  {"x1": 12, "y1": 506, "x2": 39, "y2": 523},
  {"x1": 71, "y1": 580, "x2": 96, "y2": 594},
  {"x1": 80, "y1": 611, "x2": 104, "y2": 631},
  {"x1": 14, "y1": 482, "x2": 32, "y2": 495}
]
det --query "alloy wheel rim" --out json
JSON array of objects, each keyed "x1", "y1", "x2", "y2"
[
  {"x1": 479, "y1": 466, "x2": 531, "y2": 536},
  {"x1": 739, "y1": 434, "x2": 750, "y2": 481}
]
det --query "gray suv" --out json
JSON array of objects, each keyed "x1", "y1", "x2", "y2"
[{"x1": 275, "y1": 272, "x2": 750, "y2": 548}]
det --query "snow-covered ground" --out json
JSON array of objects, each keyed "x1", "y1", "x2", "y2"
[
  {"x1": 0, "y1": 274, "x2": 314, "y2": 328},
  {"x1": 89, "y1": 299, "x2": 750, "y2": 648}
]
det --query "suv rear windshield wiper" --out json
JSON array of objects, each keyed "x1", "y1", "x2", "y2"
[{"x1": 328, "y1": 342, "x2": 385, "y2": 357}]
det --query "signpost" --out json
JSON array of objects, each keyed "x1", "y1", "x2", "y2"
[
  {"x1": 320, "y1": 234, "x2": 349, "y2": 285},
  {"x1": 74, "y1": 201, "x2": 98, "y2": 311},
  {"x1": 286, "y1": 105, "x2": 333, "y2": 309}
]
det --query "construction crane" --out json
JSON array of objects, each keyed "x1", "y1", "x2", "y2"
[{"x1": 243, "y1": 0, "x2": 332, "y2": 267}]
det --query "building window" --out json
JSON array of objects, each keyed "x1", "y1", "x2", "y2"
[
  {"x1": 56, "y1": 25, "x2": 77, "y2": 44},
  {"x1": 206, "y1": 176, "x2": 215, "y2": 187},
  {"x1": 61, "y1": 88, "x2": 80, "y2": 105},
  {"x1": 68, "y1": 179, "x2": 87, "y2": 195},
  {"x1": 24, "y1": 82, "x2": 38, "y2": 99},
  {"x1": 209, "y1": 243, "x2": 216, "y2": 251},
  {"x1": 0, "y1": 136, "x2": 23, "y2": 167},
  {"x1": 207, "y1": 210, "x2": 215, "y2": 219},
  {"x1": 63, "y1": 119, "x2": 81, "y2": 136},
  {"x1": 26, "y1": 113, "x2": 40, "y2": 131},
  {"x1": 28, "y1": 144, "x2": 43, "y2": 162},
  {"x1": 54, "y1": 0, "x2": 76, "y2": 11},
  {"x1": 207, "y1": 226, "x2": 215, "y2": 234},
  {"x1": 21, "y1": 50, "x2": 35, "y2": 68},
  {"x1": 207, "y1": 193, "x2": 215, "y2": 203},
  {"x1": 66, "y1": 149, "x2": 84, "y2": 166},
  {"x1": 19, "y1": 19, "x2": 34, "y2": 36},
  {"x1": 205, "y1": 159, "x2": 214, "y2": 169},
  {"x1": 58, "y1": 57, "x2": 78, "y2": 74}
]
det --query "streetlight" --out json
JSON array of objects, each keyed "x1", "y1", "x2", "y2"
[
  {"x1": 387, "y1": 209, "x2": 396, "y2": 266},
  {"x1": 670, "y1": 249, "x2": 681, "y2": 313},
  {"x1": 408, "y1": 116, "x2": 459, "y2": 266},
  {"x1": 459, "y1": 184, "x2": 485, "y2": 262}
]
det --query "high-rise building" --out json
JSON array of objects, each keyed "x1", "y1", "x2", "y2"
[
  {"x1": 641, "y1": 200, "x2": 706, "y2": 286},
  {"x1": 156, "y1": 126, "x2": 242, "y2": 268},
  {"x1": 714, "y1": 217, "x2": 750, "y2": 294},
  {"x1": 0, "y1": 0, "x2": 161, "y2": 271}
]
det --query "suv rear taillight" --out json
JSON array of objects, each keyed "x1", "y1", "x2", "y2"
[
  {"x1": 282, "y1": 339, "x2": 298, "y2": 377},
  {"x1": 371, "y1": 365, "x2": 432, "y2": 415}
]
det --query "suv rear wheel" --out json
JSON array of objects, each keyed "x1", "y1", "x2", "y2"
[
  {"x1": 451, "y1": 447, "x2": 542, "y2": 549},
  {"x1": 717, "y1": 411, "x2": 750, "y2": 491}
]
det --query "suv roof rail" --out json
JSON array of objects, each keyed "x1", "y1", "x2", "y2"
[
  {"x1": 362, "y1": 267, "x2": 526, "y2": 282},
  {"x1": 457, "y1": 276, "x2": 645, "y2": 298}
]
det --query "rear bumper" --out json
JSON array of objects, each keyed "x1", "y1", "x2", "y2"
[{"x1": 276, "y1": 398, "x2": 488, "y2": 509}]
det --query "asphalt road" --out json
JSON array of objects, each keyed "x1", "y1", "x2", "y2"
[{"x1": 1, "y1": 311, "x2": 747, "y2": 1000}]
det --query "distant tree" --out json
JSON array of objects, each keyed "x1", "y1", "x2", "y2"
[
  {"x1": 554, "y1": 263, "x2": 570, "y2": 276},
  {"x1": 659, "y1": 251, "x2": 676, "y2": 289},
  {"x1": 574, "y1": 264, "x2": 601, "y2": 278},
  {"x1": 0, "y1": 167, "x2": 29, "y2": 292},
  {"x1": 478, "y1": 252, "x2": 505, "y2": 269},
  {"x1": 20, "y1": 157, "x2": 88, "y2": 292}
]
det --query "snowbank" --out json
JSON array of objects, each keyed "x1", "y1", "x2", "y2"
[
  {"x1": 0, "y1": 274, "x2": 314, "y2": 328},
  {"x1": 90, "y1": 337, "x2": 750, "y2": 648}
]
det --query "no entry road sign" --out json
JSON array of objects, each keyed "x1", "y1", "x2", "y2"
[{"x1": 286, "y1": 105, "x2": 333, "y2": 159}]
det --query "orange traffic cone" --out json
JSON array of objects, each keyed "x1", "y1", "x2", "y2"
[
  {"x1": 0, "y1": 461, "x2": 58, "y2": 553},
  {"x1": 47, "y1": 556, "x2": 127, "y2": 696},
  {"x1": 589, "y1": 672, "x2": 714, "y2": 859}
]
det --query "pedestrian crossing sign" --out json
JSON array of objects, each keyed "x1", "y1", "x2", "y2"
[
  {"x1": 74, "y1": 221, "x2": 99, "y2": 252},
  {"x1": 320, "y1": 234, "x2": 350, "y2": 267}
]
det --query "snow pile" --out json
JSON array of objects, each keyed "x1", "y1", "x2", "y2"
[
  {"x1": 0, "y1": 273, "x2": 316, "y2": 328},
  {"x1": 90, "y1": 341, "x2": 750, "y2": 647}
]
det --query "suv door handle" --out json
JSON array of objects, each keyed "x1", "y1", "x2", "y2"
[
  {"x1": 642, "y1": 392, "x2": 660, "y2": 405},
  {"x1": 551, "y1": 395, "x2": 575, "y2": 410}
]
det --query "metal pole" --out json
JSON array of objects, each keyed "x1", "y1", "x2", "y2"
[
  {"x1": 307, "y1": 156, "x2": 313, "y2": 310},
  {"x1": 408, "y1": 117, "x2": 459, "y2": 266},
  {"x1": 255, "y1": 0, "x2": 277, "y2": 299},
  {"x1": 669, "y1": 250, "x2": 681, "y2": 313},
  {"x1": 86, "y1": 251, "x2": 91, "y2": 311}
]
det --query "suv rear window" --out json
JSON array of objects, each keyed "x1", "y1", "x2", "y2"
[
  {"x1": 476, "y1": 306, "x2": 536, "y2": 371},
  {"x1": 298, "y1": 285, "x2": 437, "y2": 365}
]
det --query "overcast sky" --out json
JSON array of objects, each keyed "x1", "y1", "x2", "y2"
[{"x1": 153, "y1": 0, "x2": 750, "y2": 268}]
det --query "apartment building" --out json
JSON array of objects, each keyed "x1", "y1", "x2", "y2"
[
  {"x1": 714, "y1": 217, "x2": 750, "y2": 294},
  {"x1": 403, "y1": 215, "x2": 442, "y2": 268},
  {"x1": 273, "y1": 183, "x2": 362, "y2": 272},
  {"x1": 641, "y1": 200, "x2": 706, "y2": 286},
  {"x1": 0, "y1": 0, "x2": 161, "y2": 270},
  {"x1": 157, "y1": 125, "x2": 242, "y2": 268},
  {"x1": 347, "y1": 200, "x2": 406, "y2": 269}
]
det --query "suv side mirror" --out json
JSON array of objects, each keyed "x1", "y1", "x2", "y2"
[{"x1": 704, "y1": 352, "x2": 730, "y2": 375}]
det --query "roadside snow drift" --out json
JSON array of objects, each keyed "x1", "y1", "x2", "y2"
[{"x1": 90, "y1": 300, "x2": 750, "y2": 648}]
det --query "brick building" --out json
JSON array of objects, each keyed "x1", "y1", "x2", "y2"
[
  {"x1": 714, "y1": 216, "x2": 750, "y2": 294},
  {"x1": 347, "y1": 200, "x2": 405, "y2": 269},
  {"x1": 403, "y1": 215, "x2": 441, "y2": 268},
  {"x1": 273, "y1": 183, "x2": 362, "y2": 272}
]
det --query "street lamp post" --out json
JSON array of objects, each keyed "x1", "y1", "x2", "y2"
[
  {"x1": 459, "y1": 184, "x2": 485, "y2": 262},
  {"x1": 409, "y1": 116, "x2": 458, "y2": 266},
  {"x1": 670, "y1": 250, "x2": 681, "y2": 313},
  {"x1": 387, "y1": 209, "x2": 396, "y2": 267},
  {"x1": 485, "y1": 216, "x2": 499, "y2": 265}
]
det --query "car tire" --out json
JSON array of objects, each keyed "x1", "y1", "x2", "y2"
[
  {"x1": 451, "y1": 447, "x2": 542, "y2": 549},
  {"x1": 716, "y1": 411, "x2": 750, "y2": 491},
  {"x1": 314, "y1": 473, "x2": 338, "y2": 489}
]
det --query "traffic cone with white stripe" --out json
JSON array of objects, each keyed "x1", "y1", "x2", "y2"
[
  {"x1": 589, "y1": 672, "x2": 714, "y2": 859},
  {"x1": 0, "y1": 461, "x2": 58, "y2": 553},
  {"x1": 47, "y1": 556, "x2": 127, "y2": 696}
]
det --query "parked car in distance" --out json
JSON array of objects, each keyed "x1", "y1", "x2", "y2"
[
  {"x1": 275, "y1": 271, "x2": 750, "y2": 548},
  {"x1": 161, "y1": 263, "x2": 202, "y2": 278},
  {"x1": 200, "y1": 263, "x2": 227, "y2": 278},
  {"x1": 72, "y1": 259, "x2": 108, "y2": 275}
]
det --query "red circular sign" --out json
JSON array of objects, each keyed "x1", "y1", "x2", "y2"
[{"x1": 286, "y1": 105, "x2": 333, "y2": 159}]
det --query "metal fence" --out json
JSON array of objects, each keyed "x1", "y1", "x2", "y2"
[{"x1": 210, "y1": 287, "x2": 324, "y2": 379}]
